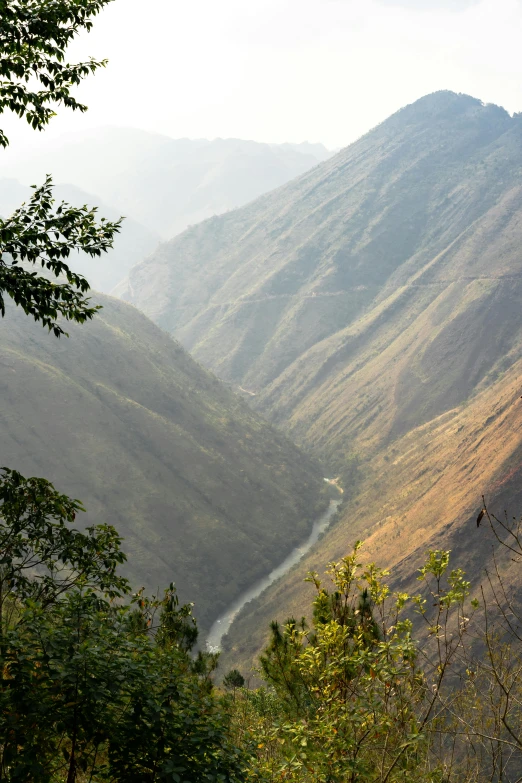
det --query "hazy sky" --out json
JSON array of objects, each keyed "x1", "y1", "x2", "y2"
[{"x1": 2, "y1": 0, "x2": 522, "y2": 152}]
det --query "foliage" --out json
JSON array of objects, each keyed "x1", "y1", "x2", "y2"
[
  {"x1": 0, "y1": 176, "x2": 121, "y2": 335},
  {"x1": 0, "y1": 467, "x2": 128, "y2": 628},
  {"x1": 0, "y1": 470, "x2": 250, "y2": 782},
  {"x1": 0, "y1": 0, "x2": 113, "y2": 148},
  {"x1": 235, "y1": 544, "x2": 477, "y2": 783},
  {"x1": 0, "y1": 0, "x2": 121, "y2": 336},
  {"x1": 224, "y1": 669, "x2": 246, "y2": 691},
  {"x1": 433, "y1": 505, "x2": 522, "y2": 782}
]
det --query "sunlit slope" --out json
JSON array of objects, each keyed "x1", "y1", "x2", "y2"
[
  {"x1": 219, "y1": 360, "x2": 522, "y2": 674},
  {"x1": 0, "y1": 297, "x2": 325, "y2": 629},
  {"x1": 123, "y1": 91, "x2": 522, "y2": 467}
]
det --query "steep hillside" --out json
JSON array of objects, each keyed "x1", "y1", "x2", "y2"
[
  {"x1": 218, "y1": 359, "x2": 522, "y2": 674},
  {"x1": 0, "y1": 179, "x2": 160, "y2": 293},
  {"x1": 3, "y1": 129, "x2": 331, "y2": 238},
  {"x1": 0, "y1": 297, "x2": 326, "y2": 631},
  {"x1": 121, "y1": 91, "x2": 522, "y2": 474}
]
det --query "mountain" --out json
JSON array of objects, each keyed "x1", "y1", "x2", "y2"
[
  {"x1": 2, "y1": 129, "x2": 332, "y2": 238},
  {"x1": 0, "y1": 178, "x2": 160, "y2": 293},
  {"x1": 218, "y1": 357, "x2": 522, "y2": 674},
  {"x1": 121, "y1": 91, "x2": 522, "y2": 473},
  {"x1": 116, "y1": 91, "x2": 522, "y2": 670},
  {"x1": 0, "y1": 296, "x2": 326, "y2": 631}
]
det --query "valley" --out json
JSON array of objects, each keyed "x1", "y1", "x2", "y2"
[
  {"x1": 0, "y1": 294, "x2": 327, "y2": 632},
  {"x1": 4, "y1": 0, "x2": 522, "y2": 776},
  {"x1": 117, "y1": 90, "x2": 522, "y2": 672},
  {"x1": 206, "y1": 496, "x2": 341, "y2": 653}
]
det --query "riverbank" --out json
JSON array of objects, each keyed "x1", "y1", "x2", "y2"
[{"x1": 206, "y1": 497, "x2": 342, "y2": 652}]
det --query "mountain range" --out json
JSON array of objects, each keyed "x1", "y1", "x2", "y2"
[
  {"x1": 2, "y1": 128, "x2": 332, "y2": 239},
  {"x1": 117, "y1": 90, "x2": 522, "y2": 668},
  {"x1": 0, "y1": 295, "x2": 326, "y2": 632},
  {"x1": 121, "y1": 91, "x2": 522, "y2": 470}
]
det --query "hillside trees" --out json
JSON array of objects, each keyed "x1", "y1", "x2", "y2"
[
  {"x1": 227, "y1": 533, "x2": 522, "y2": 783},
  {"x1": 0, "y1": 550, "x2": 247, "y2": 780},
  {"x1": 250, "y1": 545, "x2": 474, "y2": 782}
]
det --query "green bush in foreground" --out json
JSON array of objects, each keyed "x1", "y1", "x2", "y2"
[
  {"x1": 0, "y1": 468, "x2": 249, "y2": 782},
  {"x1": 2, "y1": 469, "x2": 522, "y2": 783},
  {"x1": 230, "y1": 512, "x2": 522, "y2": 783}
]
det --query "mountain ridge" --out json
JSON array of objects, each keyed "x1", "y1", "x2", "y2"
[
  {"x1": 2, "y1": 128, "x2": 332, "y2": 239},
  {"x1": 218, "y1": 356, "x2": 522, "y2": 675},
  {"x1": 0, "y1": 295, "x2": 326, "y2": 631},
  {"x1": 120, "y1": 90, "x2": 522, "y2": 472}
]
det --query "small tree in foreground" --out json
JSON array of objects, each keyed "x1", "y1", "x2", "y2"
[{"x1": 233, "y1": 543, "x2": 475, "y2": 783}]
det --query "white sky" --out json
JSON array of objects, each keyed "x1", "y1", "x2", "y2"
[{"x1": 2, "y1": 0, "x2": 522, "y2": 152}]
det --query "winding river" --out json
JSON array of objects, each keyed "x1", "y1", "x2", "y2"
[{"x1": 206, "y1": 497, "x2": 341, "y2": 652}]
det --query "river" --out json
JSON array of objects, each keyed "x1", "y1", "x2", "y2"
[{"x1": 206, "y1": 497, "x2": 341, "y2": 652}]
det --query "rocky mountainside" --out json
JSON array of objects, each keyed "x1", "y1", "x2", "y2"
[
  {"x1": 121, "y1": 91, "x2": 522, "y2": 476},
  {"x1": 219, "y1": 358, "x2": 522, "y2": 673},
  {"x1": 0, "y1": 296, "x2": 326, "y2": 632},
  {"x1": 2, "y1": 128, "x2": 332, "y2": 239},
  {"x1": 117, "y1": 91, "x2": 522, "y2": 671}
]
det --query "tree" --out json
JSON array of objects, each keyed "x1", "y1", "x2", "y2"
[
  {"x1": 0, "y1": 467, "x2": 129, "y2": 635},
  {"x1": 0, "y1": 578, "x2": 249, "y2": 782},
  {"x1": 0, "y1": 0, "x2": 121, "y2": 336},
  {"x1": 224, "y1": 669, "x2": 246, "y2": 691},
  {"x1": 252, "y1": 545, "x2": 476, "y2": 783},
  {"x1": 436, "y1": 504, "x2": 522, "y2": 782},
  {"x1": 0, "y1": 5, "x2": 253, "y2": 780}
]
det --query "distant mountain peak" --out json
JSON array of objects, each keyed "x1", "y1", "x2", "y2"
[{"x1": 391, "y1": 90, "x2": 510, "y2": 122}]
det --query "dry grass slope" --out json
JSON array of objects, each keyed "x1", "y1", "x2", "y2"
[
  {"x1": 123, "y1": 92, "x2": 522, "y2": 474},
  {"x1": 219, "y1": 361, "x2": 522, "y2": 675}
]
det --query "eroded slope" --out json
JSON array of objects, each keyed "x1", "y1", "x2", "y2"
[{"x1": 122, "y1": 92, "x2": 522, "y2": 471}]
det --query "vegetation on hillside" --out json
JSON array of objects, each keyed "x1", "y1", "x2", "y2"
[
  {"x1": 218, "y1": 355, "x2": 522, "y2": 675},
  {"x1": 2, "y1": 470, "x2": 520, "y2": 780},
  {"x1": 0, "y1": 294, "x2": 326, "y2": 628},
  {"x1": 0, "y1": 469, "x2": 250, "y2": 781},
  {"x1": 227, "y1": 515, "x2": 522, "y2": 782}
]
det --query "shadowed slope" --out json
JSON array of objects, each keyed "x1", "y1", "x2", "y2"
[{"x1": 0, "y1": 296, "x2": 325, "y2": 630}]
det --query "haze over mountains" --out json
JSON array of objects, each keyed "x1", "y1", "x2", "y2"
[
  {"x1": 0, "y1": 295, "x2": 325, "y2": 631},
  {"x1": 122, "y1": 91, "x2": 522, "y2": 468},
  {"x1": 2, "y1": 128, "x2": 332, "y2": 239},
  {"x1": 117, "y1": 90, "x2": 522, "y2": 667},
  {"x1": 0, "y1": 179, "x2": 160, "y2": 293}
]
